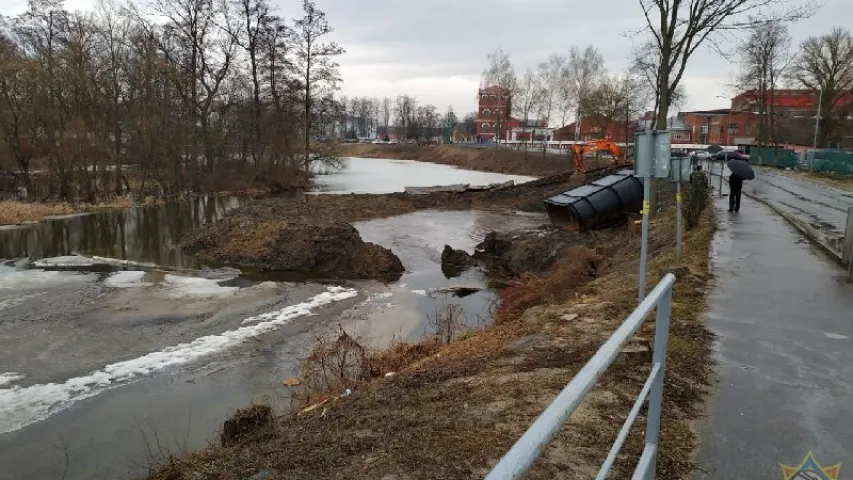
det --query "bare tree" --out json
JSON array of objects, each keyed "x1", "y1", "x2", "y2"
[
  {"x1": 636, "y1": 0, "x2": 814, "y2": 129},
  {"x1": 737, "y1": 21, "x2": 791, "y2": 147},
  {"x1": 292, "y1": 0, "x2": 344, "y2": 176},
  {"x1": 480, "y1": 46, "x2": 516, "y2": 148},
  {"x1": 537, "y1": 54, "x2": 566, "y2": 127},
  {"x1": 514, "y1": 68, "x2": 541, "y2": 156},
  {"x1": 584, "y1": 73, "x2": 649, "y2": 140},
  {"x1": 788, "y1": 27, "x2": 853, "y2": 147},
  {"x1": 630, "y1": 41, "x2": 685, "y2": 124},
  {"x1": 567, "y1": 45, "x2": 604, "y2": 139},
  {"x1": 380, "y1": 96, "x2": 392, "y2": 133}
]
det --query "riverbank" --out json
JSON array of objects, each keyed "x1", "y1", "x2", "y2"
[
  {"x1": 336, "y1": 143, "x2": 595, "y2": 177},
  {"x1": 0, "y1": 198, "x2": 134, "y2": 225},
  {"x1": 150, "y1": 190, "x2": 716, "y2": 479},
  {"x1": 173, "y1": 166, "x2": 615, "y2": 275}
]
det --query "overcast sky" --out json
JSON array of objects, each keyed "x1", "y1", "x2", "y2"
[{"x1": 2, "y1": 0, "x2": 848, "y2": 121}]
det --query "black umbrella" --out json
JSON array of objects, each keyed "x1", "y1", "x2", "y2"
[
  {"x1": 727, "y1": 159, "x2": 755, "y2": 180},
  {"x1": 707, "y1": 144, "x2": 723, "y2": 154}
]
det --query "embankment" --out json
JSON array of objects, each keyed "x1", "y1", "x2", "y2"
[
  {"x1": 154, "y1": 185, "x2": 716, "y2": 479},
  {"x1": 336, "y1": 143, "x2": 594, "y2": 177}
]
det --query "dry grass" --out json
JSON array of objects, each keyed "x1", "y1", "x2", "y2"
[
  {"x1": 0, "y1": 201, "x2": 75, "y2": 225},
  {"x1": 146, "y1": 186, "x2": 716, "y2": 480},
  {"x1": 0, "y1": 196, "x2": 135, "y2": 226}
]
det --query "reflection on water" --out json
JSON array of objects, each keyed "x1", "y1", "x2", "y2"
[{"x1": 0, "y1": 196, "x2": 246, "y2": 269}]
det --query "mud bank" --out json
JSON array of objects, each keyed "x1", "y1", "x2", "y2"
[
  {"x1": 179, "y1": 219, "x2": 404, "y2": 279},
  {"x1": 148, "y1": 188, "x2": 716, "y2": 480},
  {"x1": 336, "y1": 144, "x2": 605, "y2": 177},
  {"x1": 175, "y1": 168, "x2": 617, "y2": 276}
]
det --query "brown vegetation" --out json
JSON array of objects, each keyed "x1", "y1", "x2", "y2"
[
  {"x1": 148, "y1": 186, "x2": 715, "y2": 480},
  {"x1": 336, "y1": 143, "x2": 586, "y2": 177},
  {"x1": 0, "y1": 197, "x2": 132, "y2": 225}
]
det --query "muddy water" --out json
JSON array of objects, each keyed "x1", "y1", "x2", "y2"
[{"x1": 0, "y1": 161, "x2": 547, "y2": 480}]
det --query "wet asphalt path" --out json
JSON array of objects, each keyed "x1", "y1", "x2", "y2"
[
  {"x1": 704, "y1": 160, "x2": 853, "y2": 237},
  {"x1": 693, "y1": 195, "x2": 853, "y2": 478}
]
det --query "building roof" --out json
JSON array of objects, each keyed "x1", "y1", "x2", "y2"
[
  {"x1": 479, "y1": 85, "x2": 509, "y2": 95},
  {"x1": 733, "y1": 89, "x2": 853, "y2": 109},
  {"x1": 638, "y1": 114, "x2": 690, "y2": 131}
]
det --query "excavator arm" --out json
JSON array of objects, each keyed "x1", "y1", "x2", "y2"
[{"x1": 570, "y1": 140, "x2": 622, "y2": 175}]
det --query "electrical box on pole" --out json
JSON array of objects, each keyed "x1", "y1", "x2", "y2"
[{"x1": 634, "y1": 130, "x2": 673, "y2": 300}]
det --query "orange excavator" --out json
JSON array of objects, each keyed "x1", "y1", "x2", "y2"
[{"x1": 570, "y1": 139, "x2": 622, "y2": 175}]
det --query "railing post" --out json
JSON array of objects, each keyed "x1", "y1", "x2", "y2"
[{"x1": 643, "y1": 286, "x2": 673, "y2": 480}]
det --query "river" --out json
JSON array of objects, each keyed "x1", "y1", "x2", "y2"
[{"x1": 0, "y1": 157, "x2": 545, "y2": 480}]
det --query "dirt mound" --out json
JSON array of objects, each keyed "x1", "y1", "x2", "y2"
[
  {"x1": 179, "y1": 218, "x2": 404, "y2": 279},
  {"x1": 220, "y1": 404, "x2": 274, "y2": 447},
  {"x1": 473, "y1": 225, "x2": 599, "y2": 277}
]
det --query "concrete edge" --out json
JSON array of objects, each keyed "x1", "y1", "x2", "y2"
[{"x1": 712, "y1": 172, "x2": 844, "y2": 264}]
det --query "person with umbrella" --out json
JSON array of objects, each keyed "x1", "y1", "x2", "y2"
[
  {"x1": 726, "y1": 159, "x2": 755, "y2": 212},
  {"x1": 729, "y1": 171, "x2": 743, "y2": 212}
]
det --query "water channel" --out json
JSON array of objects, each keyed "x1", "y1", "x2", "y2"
[{"x1": 0, "y1": 157, "x2": 544, "y2": 480}]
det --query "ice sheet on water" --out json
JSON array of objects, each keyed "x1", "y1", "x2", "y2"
[
  {"x1": 161, "y1": 273, "x2": 239, "y2": 299},
  {"x1": 0, "y1": 265, "x2": 97, "y2": 290},
  {"x1": 0, "y1": 286, "x2": 358, "y2": 434},
  {"x1": 32, "y1": 255, "x2": 98, "y2": 268},
  {"x1": 0, "y1": 373, "x2": 23, "y2": 387},
  {"x1": 103, "y1": 271, "x2": 150, "y2": 288}
]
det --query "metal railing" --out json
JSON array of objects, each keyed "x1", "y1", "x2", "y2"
[{"x1": 485, "y1": 273, "x2": 676, "y2": 480}]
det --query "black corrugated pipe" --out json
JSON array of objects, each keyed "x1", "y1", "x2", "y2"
[{"x1": 544, "y1": 170, "x2": 644, "y2": 231}]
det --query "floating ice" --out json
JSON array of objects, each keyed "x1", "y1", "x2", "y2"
[
  {"x1": 0, "y1": 373, "x2": 23, "y2": 387},
  {"x1": 161, "y1": 274, "x2": 238, "y2": 299},
  {"x1": 32, "y1": 256, "x2": 98, "y2": 268},
  {"x1": 0, "y1": 265, "x2": 97, "y2": 290},
  {"x1": 411, "y1": 290, "x2": 427, "y2": 296},
  {"x1": 0, "y1": 286, "x2": 358, "y2": 434},
  {"x1": 103, "y1": 271, "x2": 150, "y2": 288}
]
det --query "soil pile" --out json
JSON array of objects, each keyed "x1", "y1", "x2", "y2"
[
  {"x1": 179, "y1": 218, "x2": 404, "y2": 279},
  {"x1": 472, "y1": 225, "x2": 601, "y2": 277}
]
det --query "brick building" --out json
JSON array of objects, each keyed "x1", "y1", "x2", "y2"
[{"x1": 476, "y1": 86, "x2": 519, "y2": 141}]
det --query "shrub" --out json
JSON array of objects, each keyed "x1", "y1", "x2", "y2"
[{"x1": 683, "y1": 173, "x2": 710, "y2": 230}]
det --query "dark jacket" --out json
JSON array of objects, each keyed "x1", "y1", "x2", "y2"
[{"x1": 729, "y1": 173, "x2": 744, "y2": 191}]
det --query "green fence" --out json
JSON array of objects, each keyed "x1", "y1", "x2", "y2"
[
  {"x1": 751, "y1": 147, "x2": 799, "y2": 168},
  {"x1": 806, "y1": 150, "x2": 853, "y2": 176}
]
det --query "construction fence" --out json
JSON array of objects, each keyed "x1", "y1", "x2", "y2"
[
  {"x1": 750, "y1": 147, "x2": 800, "y2": 169},
  {"x1": 806, "y1": 150, "x2": 853, "y2": 176}
]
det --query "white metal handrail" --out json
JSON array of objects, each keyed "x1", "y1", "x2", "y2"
[{"x1": 485, "y1": 273, "x2": 676, "y2": 480}]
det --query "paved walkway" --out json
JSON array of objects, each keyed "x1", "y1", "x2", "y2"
[
  {"x1": 694, "y1": 193, "x2": 853, "y2": 478},
  {"x1": 703, "y1": 160, "x2": 853, "y2": 239}
]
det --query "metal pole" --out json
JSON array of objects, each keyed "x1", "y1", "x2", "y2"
[
  {"x1": 719, "y1": 154, "x2": 725, "y2": 197},
  {"x1": 813, "y1": 88, "x2": 822, "y2": 149},
  {"x1": 643, "y1": 286, "x2": 673, "y2": 480},
  {"x1": 639, "y1": 176, "x2": 651, "y2": 300},
  {"x1": 676, "y1": 159, "x2": 683, "y2": 259}
]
